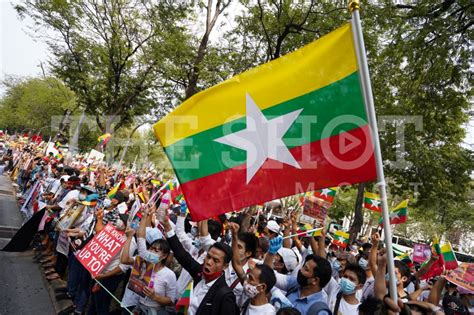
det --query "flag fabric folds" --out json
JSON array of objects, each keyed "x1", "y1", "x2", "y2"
[
  {"x1": 154, "y1": 23, "x2": 377, "y2": 221},
  {"x1": 363, "y1": 192, "x2": 381, "y2": 212},
  {"x1": 313, "y1": 187, "x2": 337, "y2": 203},
  {"x1": 332, "y1": 230, "x2": 349, "y2": 248},
  {"x1": 97, "y1": 133, "x2": 111, "y2": 147},
  {"x1": 441, "y1": 242, "x2": 459, "y2": 270},
  {"x1": 176, "y1": 281, "x2": 193, "y2": 314},
  {"x1": 379, "y1": 199, "x2": 408, "y2": 227}
]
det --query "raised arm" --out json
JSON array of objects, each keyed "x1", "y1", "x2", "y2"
[
  {"x1": 120, "y1": 227, "x2": 135, "y2": 265},
  {"x1": 374, "y1": 250, "x2": 388, "y2": 299},
  {"x1": 427, "y1": 274, "x2": 447, "y2": 306},
  {"x1": 369, "y1": 233, "x2": 380, "y2": 275},
  {"x1": 160, "y1": 214, "x2": 202, "y2": 278},
  {"x1": 229, "y1": 222, "x2": 246, "y2": 284}
]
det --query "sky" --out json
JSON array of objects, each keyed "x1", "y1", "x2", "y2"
[
  {"x1": 0, "y1": 0, "x2": 49, "y2": 93},
  {"x1": 0, "y1": 0, "x2": 472, "y2": 149}
]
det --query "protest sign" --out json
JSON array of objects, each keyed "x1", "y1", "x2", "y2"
[
  {"x1": 127, "y1": 256, "x2": 158, "y2": 297},
  {"x1": 87, "y1": 149, "x2": 105, "y2": 163},
  {"x1": 299, "y1": 195, "x2": 329, "y2": 227},
  {"x1": 55, "y1": 203, "x2": 85, "y2": 231},
  {"x1": 76, "y1": 224, "x2": 127, "y2": 278},
  {"x1": 445, "y1": 263, "x2": 474, "y2": 292},
  {"x1": 413, "y1": 243, "x2": 432, "y2": 263}
]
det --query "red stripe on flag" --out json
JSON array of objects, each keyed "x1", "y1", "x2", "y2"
[{"x1": 182, "y1": 125, "x2": 376, "y2": 221}]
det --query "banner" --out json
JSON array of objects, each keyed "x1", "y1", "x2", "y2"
[
  {"x1": 127, "y1": 256, "x2": 158, "y2": 297},
  {"x1": 413, "y1": 243, "x2": 432, "y2": 263},
  {"x1": 445, "y1": 263, "x2": 474, "y2": 292},
  {"x1": 76, "y1": 224, "x2": 127, "y2": 278}
]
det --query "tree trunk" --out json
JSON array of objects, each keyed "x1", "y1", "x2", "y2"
[{"x1": 349, "y1": 183, "x2": 365, "y2": 243}]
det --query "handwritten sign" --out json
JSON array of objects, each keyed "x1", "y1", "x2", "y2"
[{"x1": 76, "y1": 224, "x2": 126, "y2": 278}]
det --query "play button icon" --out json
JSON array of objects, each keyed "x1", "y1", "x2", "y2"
[{"x1": 339, "y1": 131, "x2": 362, "y2": 154}]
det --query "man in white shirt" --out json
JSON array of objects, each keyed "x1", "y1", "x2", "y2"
[
  {"x1": 329, "y1": 263, "x2": 366, "y2": 315},
  {"x1": 160, "y1": 213, "x2": 238, "y2": 315},
  {"x1": 229, "y1": 222, "x2": 276, "y2": 314}
]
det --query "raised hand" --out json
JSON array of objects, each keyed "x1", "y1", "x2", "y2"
[{"x1": 268, "y1": 236, "x2": 283, "y2": 254}]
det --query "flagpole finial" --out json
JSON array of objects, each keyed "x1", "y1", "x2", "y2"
[{"x1": 348, "y1": 0, "x2": 360, "y2": 13}]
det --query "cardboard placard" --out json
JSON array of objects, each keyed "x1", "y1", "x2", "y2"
[{"x1": 76, "y1": 224, "x2": 126, "y2": 278}]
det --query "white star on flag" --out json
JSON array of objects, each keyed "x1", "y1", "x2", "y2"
[
  {"x1": 370, "y1": 198, "x2": 380, "y2": 208},
  {"x1": 215, "y1": 93, "x2": 303, "y2": 184},
  {"x1": 320, "y1": 188, "x2": 332, "y2": 197}
]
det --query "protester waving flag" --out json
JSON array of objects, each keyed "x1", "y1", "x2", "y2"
[
  {"x1": 363, "y1": 192, "x2": 381, "y2": 212},
  {"x1": 313, "y1": 187, "x2": 337, "y2": 203},
  {"x1": 379, "y1": 199, "x2": 409, "y2": 227},
  {"x1": 154, "y1": 23, "x2": 377, "y2": 221},
  {"x1": 441, "y1": 242, "x2": 459, "y2": 270},
  {"x1": 97, "y1": 133, "x2": 111, "y2": 147},
  {"x1": 332, "y1": 230, "x2": 349, "y2": 248}
]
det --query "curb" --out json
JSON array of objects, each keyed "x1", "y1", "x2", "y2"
[{"x1": 37, "y1": 259, "x2": 75, "y2": 314}]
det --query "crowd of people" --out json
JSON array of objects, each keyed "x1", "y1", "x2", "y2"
[{"x1": 0, "y1": 136, "x2": 473, "y2": 315}]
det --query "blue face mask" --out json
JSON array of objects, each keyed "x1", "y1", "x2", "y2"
[
  {"x1": 359, "y1": 258, "x2": 369, "y2": 270},
  {"x1": 332, "y1": 260, "x2": 341, "y2": 272},
  {"x1": 103, "y1": 198, "x2": 112, "y2": 208},
  {"x1": 340, "y1": 277, "x2": 357, "y2": 295},
  {"x1": 143, "y1": 251, "x2": 160, "y2": 264}
]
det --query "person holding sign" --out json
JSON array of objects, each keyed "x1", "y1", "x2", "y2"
[{"x1": 120, "y1": 205, "x2": 177, "y2": 314}]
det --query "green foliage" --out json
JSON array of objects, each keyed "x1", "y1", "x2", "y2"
[{"x1": 0, "y1": 77, "x2": 76, "y2": 136}]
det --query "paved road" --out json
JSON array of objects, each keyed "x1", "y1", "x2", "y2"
[{"x1": 0, "y1": 175, "x2": 54, "y2": 315}]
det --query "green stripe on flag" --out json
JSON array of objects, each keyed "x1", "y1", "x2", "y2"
[{"x1": 165, "y1": 72, "x2": 367, "y2": 183}]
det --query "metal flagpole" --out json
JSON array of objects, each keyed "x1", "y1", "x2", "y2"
[{"x1": 349, "y1": 0, "x2": 398, "y2": 301}]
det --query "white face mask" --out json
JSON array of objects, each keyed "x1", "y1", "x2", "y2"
[
  {"x1": 243, "y1": 281, "x2": 262, "y2": 298},
  {"x1": 103, "y1": 198, "x2": 112, "y2": 208}
]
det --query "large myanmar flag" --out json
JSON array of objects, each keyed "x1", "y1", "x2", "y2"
[{"x1": 154, "y1": 23, "x2": 377, "y2": 221}]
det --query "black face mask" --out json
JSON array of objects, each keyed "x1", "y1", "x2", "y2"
[{"x1": 297, "y1": 270, "x2": 309, "y2": 287}]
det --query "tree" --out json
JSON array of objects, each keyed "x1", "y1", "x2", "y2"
[
  {"x1": 0, "y1": 77, "x2": 76, "y2": 136},
  {"x1": 15, "y1": 0, "x2": 188, "y2": 133},
  {"x1": 225, "y1": 0, "x2": 473, "y2": 239}
]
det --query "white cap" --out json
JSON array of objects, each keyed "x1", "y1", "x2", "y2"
[
  {"x1": 277, "y1": 247, "x2": 301, "y2": 272},
  {"x1": 266, "y1": 220, "x2": 280, "y2": 234}
]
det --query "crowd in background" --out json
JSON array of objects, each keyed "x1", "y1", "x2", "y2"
[{"x1": 0, "y1": 136, "x2": 473, "y2": 315}]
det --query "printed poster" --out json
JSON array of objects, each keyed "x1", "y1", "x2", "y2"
[
  {"x1": 56, "y1": 203, "x2": 85, "y2": 231},
  {"x1": 445, "y1": 263, "x2": 474, "y2": 292},
  {"x1": 413, "y1": 243, "x2": 432, "y2": 263},
  {"x1": 127, "y1": 256, "x2": 158, "y2": 297},
  {"x1": 76, "y1": 224, "x2": 126, "y2": 278},
  {"x1": 299, "y1": 195, "x2": 329, "y2": 227}
]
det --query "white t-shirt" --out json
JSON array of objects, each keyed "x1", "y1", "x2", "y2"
[
  {"x1": 244, "y1": 302, "x2": 276, "y2": 315},
  {"x1": 139, "y1": 265, "x2": 177, "y2": 308},
  {"x1": 334, "y1": 298, "x2": 360, "y2": 315}
]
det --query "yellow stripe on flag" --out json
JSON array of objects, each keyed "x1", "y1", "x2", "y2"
[
  {"x1": 154, "y1": 23, "x2": 357, "y2": 147},
  {"x1": 392, "y1": 199, "x2": 409, "y2": 211},
  {"x1": 364, "y1": 192, "x2": 380, "y2": 200}
]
